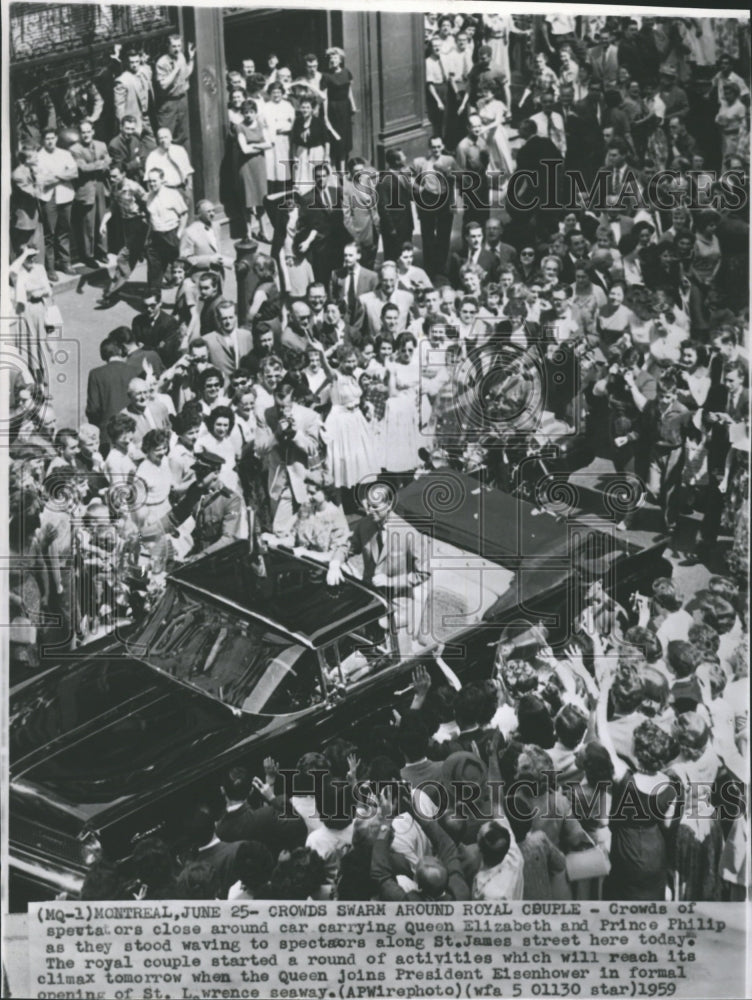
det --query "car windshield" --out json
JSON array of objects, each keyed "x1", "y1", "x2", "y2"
[{"x1": 127, "y1": 584, "x2": 323, "y2": 715}]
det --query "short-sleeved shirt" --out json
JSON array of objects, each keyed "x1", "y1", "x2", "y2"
[
  {"x1": 146, "y1": 186, "x2": 187, "y2": 233},
  {"x1": 144, "y1": 144, "x2": 194, "y2": 188}
]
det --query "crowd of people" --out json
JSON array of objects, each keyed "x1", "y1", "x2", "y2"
[
  {"x1": 6, "y1": 12, "x2": 750, "y2": 903},
  {"x1": 77, "y1": 573, "x2": 748, "y2": 904}
]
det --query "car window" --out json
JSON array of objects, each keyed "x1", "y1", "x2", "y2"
[
  {"x1": 322, "y1": 622, "x2": 397, "y2": 688},
  {"x1": 127, "y1": 584, "x2": 324, "y2": 715}
]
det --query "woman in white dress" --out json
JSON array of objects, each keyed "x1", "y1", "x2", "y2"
[
  {"x1": 263, "y1": 80, "x2": 296, "y2": 194},
  {"x1": 483, "y1": 13, "x2": 512, "y2": 104},
  {"x1": 11, "y1": 245, "x2": 54, "y2": 383},
  {"x1": 384, "y1": 332, "x2": 422, "y2": 478},
  {"x1": 195, "y1": 405, "x2": 242, "y2": 495},
  {"x1": 474, "y1": 79, "x2": 514, "y2": 177},
  {"x1": 715, "y1": 82, "x2": 748, "y2": 160},
  {"x1": 418, "y1": 314, "x2": 452, "y2": 447},
  {"x1": 318, "y1": 344, "x2": 377, "y2": 491}
]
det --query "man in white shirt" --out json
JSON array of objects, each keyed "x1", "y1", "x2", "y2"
[
  {"x1": 144, "y1": 167, "x2": 188, "y2": 295},
  {"x1": 120, "y1": 377, "x2": 171, "y2": 455},
  {"x1": 359, "y1": 261, "x2": 414, "y2": 339},
  {"x1": 36, "y1": 128, "x2": 79, "y2": 279},
  {"x1": 712, "y1": 53, "x2": 750, "y2": 106},
  {"x1": 144, "y1": 127, "x2": 194, "y2": 208},
  {"x1": 531, "y1": 90, "x2": 566, "y2": 155}
]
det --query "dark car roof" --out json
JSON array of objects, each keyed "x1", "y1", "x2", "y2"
[
  {"x1": 397, "y1": 471, "x2": 577, "y2": 562},
  {"x1": 170, "y1": 543, "x2": 388, "y2": 649},
  {"x1": 395, "y1": 471, "x2": 633, "y2": 620},
  {"x1": 9, "y1": 655, "x2": 251, "y2": 825}
]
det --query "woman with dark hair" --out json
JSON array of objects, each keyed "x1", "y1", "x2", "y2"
[
  {"x1": 263, "y1": 846, "x2": 328, "y2": 900},
  {"x1": 598, "y1": 671, "x2": 679, "y2": 900},
  {"x1": 690, "y1": 209, "x2": 722, "y2": 292},
  {"x1": 127, "y1": 837, "x2": 178, "y2": 899},
  {"x1": 307, "y1": 779, "x2": 356, "y2": 888},
  {"x1": 134, "y1": 427, "x2": 175, "y2": 531},
  {"x1": 667, "y1": 712, "x2": 725, "y2": 901},
  {"x1": 516, "y1": 246, "x2": 539, "y2": 286},
  {"x1": 596, "y1": 281, "x2": 635, "y2": 351},
  {"x1": 384, "y1": 332, "x2": 421, "y2": 478},
  {"x1": 514, "y1": 745, "x2": 592, "y2": 859},
  {"x1": 196, "y1": 405, "x2": 240, "y2": 494},
  {"x1": 227, "y1": 86, "x2": 248, "y2": 128},
  {"x1": 570, "y1": 262, "x2": 606, "y2": 337},
  {"x1": 571, "y1": 742, "x2": 615, "y2": 853},
  {"x1": 292, "y1": 94, "x2": 328, "y2": 188},
  {"x1": 169, "y1": 404, "x2": 203, "y2": 498},
  {"x1": 265, "y1": 470, "x2": 350, "y2": 570},
  {"x1": 619, "y1": 220, "x2": 655, "y2": 287},
  {"x1": 474, "y1": 77, "x2": 514, "y2": 176},
  {"x1": 641, "y1": 241, "x2": 683, "y2": 302},
  {"x1": 516, "y1": 693, "x2": 556, "y2": 750},
  {"x1": 235, "y1": 100, "x2": 272, "y2": 243},
  {"x1": 315, "y1": 343, "x2": 377, "y2": 494},
  {"x1": 264, "y1": 80, "x2": 295, "y2": 195},
  {"x1": 175, "y1": 861, "x2": 219, "y2": 900},
  {"x1": 227, "y1": 841, "x2": 275, "y2": 900},
  {"x1": 196, "y1": 365, "x2": 229, "y2": 418}
]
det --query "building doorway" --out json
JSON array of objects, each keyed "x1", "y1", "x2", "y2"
[{"x1": 223, "y1": 7, "x2": 330, "y2": 81}]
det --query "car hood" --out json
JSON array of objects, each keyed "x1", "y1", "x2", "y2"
[{"x1": 10, "y1": 655, "x2": 256, "y2": 827}]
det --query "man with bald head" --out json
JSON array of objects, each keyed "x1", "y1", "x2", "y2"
[
  {"x1": 180, "y1": 199, "x2": 226, "y2": 281},
  {"x1": 358, "y1": 261, "x2": 414, "y2": 340},
  {"x1": 370, "y1": 813, "x2": 472, "y2": 900},
  {"x1": 121, "y1": 376, "x2": 171, "y2": 455}
]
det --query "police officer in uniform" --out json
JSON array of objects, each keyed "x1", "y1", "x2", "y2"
[{"x1": 168, "y1": 450, "x2": 245, "y2": 558}]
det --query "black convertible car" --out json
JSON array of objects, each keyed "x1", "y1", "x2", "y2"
[{"x1": 9, "y1": 473, "x2": 669, "y2": 908}]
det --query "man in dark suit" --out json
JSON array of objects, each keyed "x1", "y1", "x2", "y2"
[
  {"x1": 449, "y1": 219, "x2": 500, "y2": 287},
  {"x1": 110, "y1": 325, "x2": 165, "y2": 380},
  {"x1": 85, "y1": 337, "x2": 134, "y2": 448},
  {"x1": 216, "y1": 765, "x2": 306, "y2": 851},
  {"x1": 197, "y1": 271, "x2": 224, "y2": 337},
  {"x1": 412, "y1": 137, "x2": 458, "y2": 278},
  {"x1": 132, "y1": 291, "x2": 182, "y2": 366},
  {"x1": 336, "y1": 486, "x2": 427, "y2": 655},
  {"x1": 377, "y1": 148, "x2": 415, "y2": 262},
  {"x1": 558, "y1": 231, "x2": 591, "y2": 285},
  {"x1": 298, "y1": 163, "x2": 345, "y2": 287},
  {"x1": 573, "y1": 81, "x2": 606, "y2": 184},
  {"x1": 185, "y1": 805, "x2": 247, "y2": 899},
  {"x1": 203, "y1": 300, "x2": 254, "y2": 383},
  {"x1": 699, "y1": 362, "x2": 749, "y2": 552},
  {"x1": 329, "y1": 242, "x2": 378, "y2": 338},
  {"x1": 483, "y1": 218, "x2": 518, "y2": 270},
  {"x1": 559, "y1": 84, "x2": 591, "y2": 180},
  {"x1": 507, "y1": 119, "x2": 563, "y2": 243}
]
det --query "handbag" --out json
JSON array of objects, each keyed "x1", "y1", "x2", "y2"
[{"x1": 565, "y1": 842, "x2": 611, "y2": 882}]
